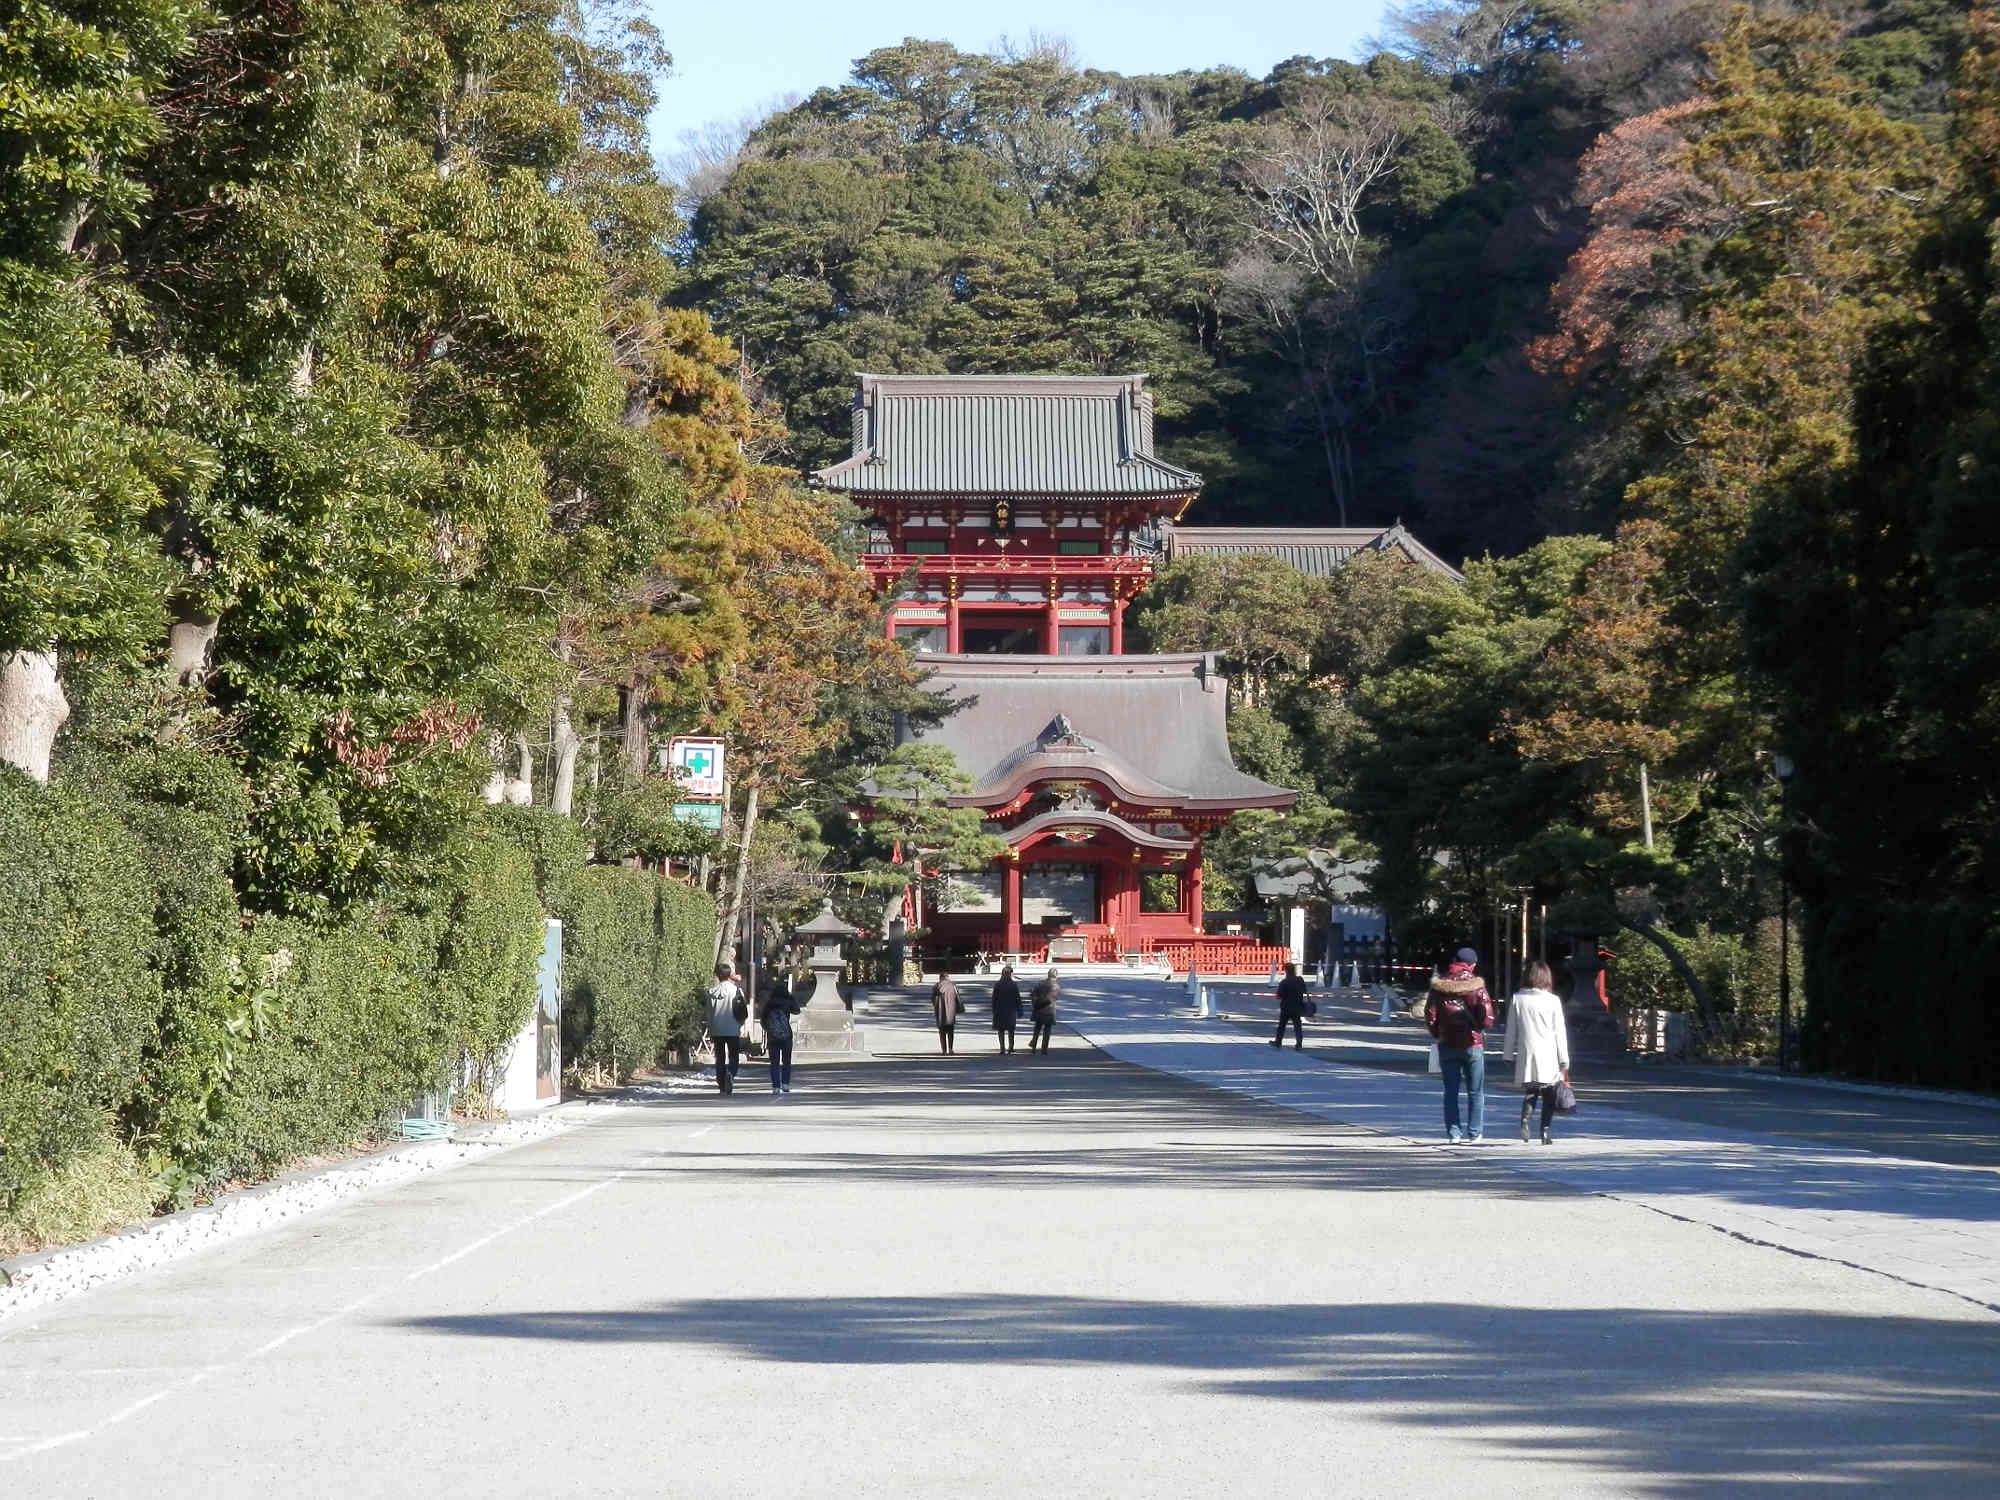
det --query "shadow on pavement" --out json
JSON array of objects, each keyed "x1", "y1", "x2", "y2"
[{"x1": 391, "y1": 1294, "x2": 2000, "y2": 1495}]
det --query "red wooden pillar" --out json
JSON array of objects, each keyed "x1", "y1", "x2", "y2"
[
  {"x1": 1109, "y1": 587, "x2": 1125, "y2": 655},
  {"x1": 1043, "y1": 599, "x2": 1059, "y2": 654},
  {"x1": 1003, "y1": 857, "x2": 1023, "y2": 954},
  {"x1": 1186, "y1": 835, "x2": 1205, "y2": 932},
  {"x1": 946, "y1": 591, "x2": 961, "y2": 653}
]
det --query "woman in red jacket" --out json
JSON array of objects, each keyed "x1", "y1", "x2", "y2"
[{"x1": 1424, "y1": 947, "x2": 1495, "y2": 1143}]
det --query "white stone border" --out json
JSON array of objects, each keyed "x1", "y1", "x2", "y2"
[{"x1": 0, "y1": 1073, "x2": 715, "y2": 1324}]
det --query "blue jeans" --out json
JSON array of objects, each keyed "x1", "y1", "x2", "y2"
[
  {"x1": 1441, "y1": 1047, "x2": 1485, "y2": 1137},
  {"x1": 767, "y1": 1036, "x2": 792, "y2": 1091}
]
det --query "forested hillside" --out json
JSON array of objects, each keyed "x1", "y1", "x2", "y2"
[{"x1": 675, "y1": 2, "x2": 1971, "y2": 561}]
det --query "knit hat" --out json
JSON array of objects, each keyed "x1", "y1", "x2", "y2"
[{"x1": 1454, "y1": 947, "x2": 1479, "y2": 966}]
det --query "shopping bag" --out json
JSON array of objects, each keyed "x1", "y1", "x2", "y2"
[{"x1": 1427, "y1": 1040, "x2": 1441, "y2": 1074}]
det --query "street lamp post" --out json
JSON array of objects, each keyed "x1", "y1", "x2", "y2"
[{"x1": 1773, "y1": 753, "x2": 1796, "y2": 1074}]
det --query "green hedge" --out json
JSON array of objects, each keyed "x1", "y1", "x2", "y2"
[
  {"x1": 491, "y1": 809, "x2": 717, "y2": 1078},
  {"x1": 170, "y1": 818, "x2": 547, "y2": 1192},
  {"x1": 432, "y1": 826, "x2": 547, "y2": 1084},
  {"x1": 2, "y1": 764, "x2": 714, "y2": 1228},
  {"x1": 562, "y1": 866, "x2": 714, "y2": 1078},
  {"x1": 0, "y1": 769, "x2": 160, "y2": 1206}
]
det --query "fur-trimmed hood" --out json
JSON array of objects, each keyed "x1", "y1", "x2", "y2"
[{"x1": 1428, "y1": 973, "x2": 1487, "y2": 997}]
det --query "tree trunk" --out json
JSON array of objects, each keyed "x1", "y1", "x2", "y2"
[
  {"x1": 482, "y1": 732, "x2": 508, "y2": 804},
  {"x1": 548, "y1": 638, "x2": 579, "y2": 816},
  {"x1": 620, "y1": 679, "x2": 649, "y2": 779},
  {"x1": 1628, "y1": 920, "x2": 1717, "y2": 1034},
  {"x1": 0, "y1": 650, "x2": 70, "y2": 782},
  {"x1": 714, "y1": 779, "x2": 760, "y2": 965},
  {"x1": 549, "y1": 691, "x2": 579, "y2": 816},
  {"x1": 166, "y1": 611, "x2": 220, "y2": 688},
  {"x1": 503, "y1": 734, "x2": 534, "y2": 806}
]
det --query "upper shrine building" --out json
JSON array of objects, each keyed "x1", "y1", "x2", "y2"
[{"x1": 812, "y1": 372, "x2": 1451, "y2": 964}]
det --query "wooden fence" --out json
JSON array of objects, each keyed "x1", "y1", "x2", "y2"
[{"x1": 1150, "y1": 941, "x2": 1295, "y2": 975}]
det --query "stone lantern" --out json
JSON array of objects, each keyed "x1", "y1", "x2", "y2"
[{"x1": 795, "y1": 899, "x2": 864, "y2": 1053}]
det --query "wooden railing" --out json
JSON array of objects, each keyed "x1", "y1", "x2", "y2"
[
  {"x1": 1150, "y1": 942, "x2": 1295, "y2": 975},
  {"x1": 863, "y1": 554, "x2": 1154, "y2": 582},
  {"x1": 1016, "y1": 932, "x2": 1121, "y2": 964}
]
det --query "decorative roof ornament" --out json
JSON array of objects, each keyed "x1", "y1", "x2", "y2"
[{"x1": 1037, "y1": 713, "x2": 1090, "y2": 750}]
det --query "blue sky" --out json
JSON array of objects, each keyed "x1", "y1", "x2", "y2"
[{"x1": 644, "y1": 0, "x2": 1390, "y2": 159}]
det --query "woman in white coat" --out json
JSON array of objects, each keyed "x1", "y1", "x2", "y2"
[{"x1": 1502, "y1": 959, "x2": 1570, "y2": 1144}]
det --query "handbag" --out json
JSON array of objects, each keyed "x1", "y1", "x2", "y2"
[
  {"x1": 731, "y1": 989, "x2": 749, "y2": 1024},
  {"x1": 1553, "y1": 1079, "x2": 1578, "y2": 1114},
  {"x1": 1304, "y1": 999, "x2": 1317, "y2": 1016}
]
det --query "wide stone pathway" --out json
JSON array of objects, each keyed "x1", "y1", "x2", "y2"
[
  {"x1": 1030, "y1": 974, "x2": 2000, "y2": 1314},
  {"x1": 4, "y1": 982, "x2": 1996, "y2": 1497}
]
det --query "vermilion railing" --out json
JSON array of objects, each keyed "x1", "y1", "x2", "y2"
[
  {"x1": 1020, "y1": 932, "x2": 1121, "y2": 964},
  {"x1": 863, "y1": 554, "x2": 1155, "y2": 580},
  {"x1": 1150, "y1": 942, "x2": 1295, "y2": 975}
]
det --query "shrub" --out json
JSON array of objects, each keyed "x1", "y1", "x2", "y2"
[
  {"x1": 61, "y1": 747, "x2": 252, "y2": 1183},
  {"x1": 563, "y1": 867, "x2": 713, "y2": 1078},
  {"x1": 488, "y1": 804, "x2": 589, "y2": 919},
  {"x1": 0, "y1": 1131, "x2": 158, "y2": 1256},
  {"x1": 188, "y1": 908, "x2": 448, "y2": 1185},
  {"x1": 1608, "y1": 924, "x2": 1777, "y2": 1059},
  {"x1": 0, "y1": 769, "x2": 160, "y2": 1207},
  {"x1": 432, "y1": 825, "x2": 545, "y2": 1086}
]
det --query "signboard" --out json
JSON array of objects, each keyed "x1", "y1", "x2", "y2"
[
  {"x1": 672, "y1": 801, "x2": 724, "y2": 831},
  {"x1": 666, "y1": 737, "x2": 725, "y2": 797}
]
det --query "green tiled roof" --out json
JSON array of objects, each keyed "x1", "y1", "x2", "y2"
[
  {"x1": 811, "y1": 374, "x2": 1201, "y2": 497},
  {"x1": 1164, "y1": 524, "x2": 1464, "y2": 581}
]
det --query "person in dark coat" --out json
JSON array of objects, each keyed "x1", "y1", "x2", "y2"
[
  {"x1": 758, "y1": 976, "x2": 800, "y2": 1095},
  {"x1": 931, "y1": 972, "x2": 960, "y2": 1054},
  {"x1": 1271, "y1": 961, "x2": 1309, "y2": 1049},
  {"x1": 1029, "y1": 969, "x2": 1059, "y2": 1053},
  {"x1": 1424, "y1": 947, "x2": 1496, "y2": 1142},
  {"x1": 991, "y1": 965, "x2": 1021, "y2": 1054}
]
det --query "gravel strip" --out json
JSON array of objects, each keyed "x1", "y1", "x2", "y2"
[{"x1": 0, "y1": 1071, "x2": 716, "y2": 1324}]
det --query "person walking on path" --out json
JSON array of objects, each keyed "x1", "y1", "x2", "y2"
[
  {"x1": 931, "y1": 972, "x2": 960, "y2": 1054},
  {"x1": 1503, "y1": 959, "x2": 1571, "y2": 1144},
  {"x1": 706, "y1": 962, "x2": 746, "y2": 1096},
  {"x1": 991, "y1": 965, "x2": 1021, "y2": 1054},
  {"x1": 758, "y1": 975, "x2": 800, "y2": 1095},
  {"x1": 1425, "y1": 947, "x2": 1495, "y2": 1142},
  {"x1": 1029, "y1": 969, "x2": 1060, "y2": 1053},
  {"x1": 1272, "y1": 962, "x2": 1310, "y2": 1049}
]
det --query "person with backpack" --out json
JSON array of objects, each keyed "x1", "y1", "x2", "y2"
[
  {"x1": 706, "y1": 962, "x2": 746, "y2": 1096},
  {"x1": 991, "y1": 964, "x2": 1021, "y2": 1054},
  {"x1": 1502, "y1": 959, "x2": 1571, "y2": 1144},
  {"x1": 931, "y1": 972, "x2": 960, "y2": 1054},
  {"x1": 759, "y1": 975, "x2": 801, "y2": 1095},
  {"x1": 1271, "y1": 961, "x2": 1311, "y2": 1050},
  {"x1": 1424, "y1": 947, "x2": 1495, "y2": 1142},
  {"x1": 1029, "y1": 969, "x2": 1059, "y2": 1053}
]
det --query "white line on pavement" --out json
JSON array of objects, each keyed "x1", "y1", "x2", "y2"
[
  {"x1": 1, "y1": 1168, "x2": 637, "y2": 1466},
  {"x1": 0, "y1": 1366, "x2": 222, "y2": 1461},
  {"x1": 404, "y1": 1173, "x2": 628, "y2": 1281}
]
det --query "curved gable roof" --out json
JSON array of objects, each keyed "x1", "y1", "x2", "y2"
[
  {"x1": 812, "y1": 373, "x2": 1201, "y2": 497},
  {"x1": 902, "y1": 654, "x2": 1295, "y2": 813}
]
